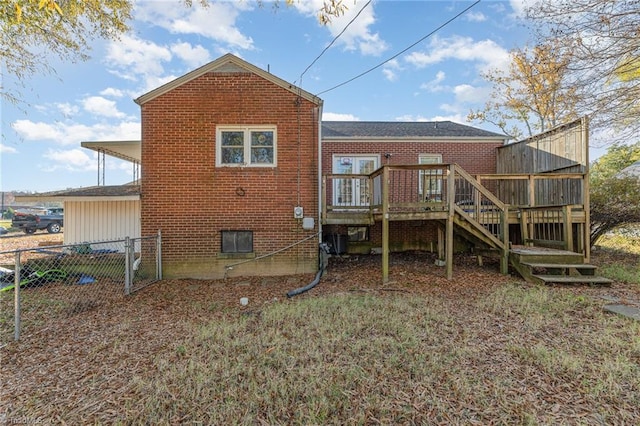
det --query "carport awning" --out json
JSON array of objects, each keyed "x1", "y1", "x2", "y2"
[{"x1": 81, "y1": 140, "x2": 141, "y2": 163}]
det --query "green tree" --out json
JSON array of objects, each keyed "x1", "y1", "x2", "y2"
[
  {"x1": 1, "y1": 0, "x2": 347, "y2": 105},
  {"x1": 468, "y1": 41, "x2": 579, "y2": 140},
  {"x1": 1, "y1": 0, "x2": 133, "y2": 105},
  {"x1": 589, "y1": 142, "x2": 640, "y2": 246},
  {"x1": 590, "y1": 143, "x2": 640, "y2": 185}
]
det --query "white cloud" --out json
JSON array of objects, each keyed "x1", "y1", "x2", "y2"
[
  {"x1": 0, "y1": 144, "x2": 18, "y2": 154},
  {"x1": 465, "y1": 11, "x2": 487, "y2": 22},
  {"x1": 54, "y1": 102, "x2": 79, "y2": 118},
  {"x1": 39, "y1": 148, "x2": 133, "y2": 175},
  {"x1": 104, "y1": 37, "x2": 211, "y2": 96},
  {"x1": 509, "y1": 0, "x2": 528, "y2": 18},
  {"x1": 394, "y1": 114, "x2": 466, "y2": 125},
  {"x1": 382, "y1": 68, "x2": 396, "y2": 82},
  {"x1": 382, "y1": 59, "x2": 401, "y2": 82},
  {"x1": 406, "y1": 35, "x2": 510, "y2": 74},
  {"x1": 429, "y1": 114, "x2": 468, "y2": 124},
  {"x1": 171, "y1": 42, "x2": 212, "y2": 68},
  {"x1": 293, "y1": 0, "x2": 388, "y2": 56},
  {"x1": 100, "y1": 88, "x2": 125, "y2": 98},
  {"x1": 394, "y1": 114, "x2": 432, "y2": 122},
  {"x1": 453, "y1": 84, "x2": 492, "y2": 104},
  {"x1": 420, "y1": 71, "x2": 447, "y2": 93},
  {"x1": 82, "y1": 96, "x2": 127, "y2": 119},
  {"x1": 135, "y1": 2, "x2": 254, "y2": 50},
  {"x1": 42, "y1": 148, "x2": 95, "y2": 172},
  {"x1": 12, "y1": 119, "x2": 140, "y2": 146},
  {"x1": 136, "y1": 74, "x2": 180, "y2": 98},
  {"x1": 323, "y1": 112, "x2": 360, "y2": 121},
  {"x1": 105, "y1": 34, "x2": 172, "y2": 81}
]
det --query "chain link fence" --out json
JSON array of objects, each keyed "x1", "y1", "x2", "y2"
[{"x1": 0, "y1": 234, "x2": 161, "y2": 345}]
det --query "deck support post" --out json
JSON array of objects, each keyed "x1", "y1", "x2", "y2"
[
  {"x1": 582, "y1": 116, "x2": 591, "y2": 263},
  {"x1": 437, "y1": 225, "x2": 445, "y2": 260},
  {"x1": 446, "y1": 164, "x2": 455, "y2": 280},
  {"x1": 500, "y1": 205, "x2": 509, "y2": 274},
  {"x1": 382, "y1": 166, "x2": 390, "y2": 283},
  {"x1": 562, "y1": 205, "x2": 574, "y2": 252},
  {"x1": 446, "y1": 215, "x2": 454, "y2": 280}
]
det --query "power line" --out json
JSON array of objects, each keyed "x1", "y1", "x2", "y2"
[
  {"x1": 316, "y1": 0, "x2": 481, "y2": 96},
  {"x1": 296, "y1": 0, "x2": 373, "y2": 85}
]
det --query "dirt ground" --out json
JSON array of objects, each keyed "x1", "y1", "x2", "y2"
[
  {"x1": 1, "y1": 231, "x2": 639, "y2": 423},
  {"x1": 0, "y1": 232, "x2": 64, "y2": 263}
]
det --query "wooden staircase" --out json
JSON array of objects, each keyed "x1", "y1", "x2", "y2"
[{"x1": 509, "y1": 247, "x2": 612, "y2": 285}]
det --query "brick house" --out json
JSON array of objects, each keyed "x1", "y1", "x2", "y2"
[
  {"x1": 20, "y1": 54, "x2": 596, "y2": 284},
  {"x1": 133, "y1": 54, "x2": 323, "y2": 279}
]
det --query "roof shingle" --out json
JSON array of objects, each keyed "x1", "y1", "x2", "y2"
[{"x1": 321, "y1": 121, "x2": 507, "y2": 139}]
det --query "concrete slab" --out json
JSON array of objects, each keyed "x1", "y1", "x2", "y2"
[{"x1": 603, "y1": 304, "x2": 640, "y2": 321}]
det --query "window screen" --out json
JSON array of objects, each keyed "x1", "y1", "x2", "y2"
[{"x1": 221, "y1": 231, "x2": 253, "y2": 253}]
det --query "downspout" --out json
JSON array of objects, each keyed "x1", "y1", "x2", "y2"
[
  {"x1": 317, "y1": 101, "x2": 324, "y2": 253},
  {"x1": 287, "y1": 102, "x2": 325, "y2": 299},
  {"x1": 287, "y1": 244, "x2": 329, "y2": 298}
]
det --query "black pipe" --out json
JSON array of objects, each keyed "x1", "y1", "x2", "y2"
[{"x1": 286, "y1": 244, "x2": 329, "y2": 298}]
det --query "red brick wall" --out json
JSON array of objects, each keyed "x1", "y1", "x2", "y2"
[
  {"x1": 322, "y1": 139, "x2": 503, "y2": 252},
  {"x1": 140, "y1": 72, "x2": 320, "y2": 278},
  {"x1": 321, "y1": 140, "x2": 501, "y2": 175}
]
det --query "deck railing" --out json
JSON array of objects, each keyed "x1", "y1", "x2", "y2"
[
  {"x1": 475, "y1": 173, "x2": 586, "y2": 207},
  {"x1": 452, "y1": 166, "x2": 507, "y2": 250},
  {"x1": 519, "y1": 204, "x2": 585, "y2": 252},
  {"x1": 323, "y1": 164, "x2": 508, "y2": 246},
  {"x1": 323, "y1": 168, "x2": 586, "y2": 217}
]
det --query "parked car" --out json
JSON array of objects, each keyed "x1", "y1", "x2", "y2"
[{"x1": 11, "y1": 212, "x2": 64, "y2": 234}]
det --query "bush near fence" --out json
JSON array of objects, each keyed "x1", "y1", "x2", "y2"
[
  {"x1": 592, "y1": 224, "x2": 640, "y2": 285},
  {"x1": 0, "y1": 235, "x2": 160, "y2": 345}
]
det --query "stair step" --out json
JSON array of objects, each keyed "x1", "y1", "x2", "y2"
[
  {"x1": 533, "y1": 274, "x2": 613, "y2": 285},
  {"x1": 521, "y1": 263, "x2": 598, "y2": 270},
  {"x1": 521, "y1": 263, "x2": 598, "y2": 275}
]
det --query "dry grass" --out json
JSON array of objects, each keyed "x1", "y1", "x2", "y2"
[
  {"x1": 595, "y1": 231, "x2": 640, "y2": 285},
  {"x1": 2, "y1": 251, "x2": 640, "y2": 424}
]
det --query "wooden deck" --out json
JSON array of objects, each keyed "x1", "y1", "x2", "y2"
[{"x1": 322, "y1": 164, "x2": 589, "y2": 283}]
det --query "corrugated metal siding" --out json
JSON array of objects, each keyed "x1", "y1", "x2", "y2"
[{"x1": 64, "y1": 200, "x2": 141, "y2": 245}]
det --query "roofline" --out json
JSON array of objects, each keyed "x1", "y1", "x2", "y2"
[
  {"x1": 134, "y1": 53, "x2": 323, "y2": 106},
  {"x1": 322, "y1": 136, "x2": 509, "y2": 142},
  {"x1": 15, "y1": 195, "x2": 140, "y2": 202}
]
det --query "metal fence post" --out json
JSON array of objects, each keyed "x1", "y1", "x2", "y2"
[
  {"x1": 14, "y1": 251, "x2": 21, "y2": 341},
  {"x1": 124, "y1": 236, "x2": 131, "y2": 295},
  {"x1": 157, "y1": 230, "x2": 162, "y2": 280}
]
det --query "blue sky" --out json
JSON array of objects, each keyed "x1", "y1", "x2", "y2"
[{"x1": 1, "y1": 0, "x2": 543, "y2": 192}]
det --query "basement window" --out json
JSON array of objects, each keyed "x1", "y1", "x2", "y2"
[
  {"x1": 348, "y1": 226, "x2": 369, "y2": 242},
  {"x1": 216, "y1": 126, "x2": 277, "y2": 167},
  {"x1": 221, "y1": 230, "x2": 253, "y2": 253}
]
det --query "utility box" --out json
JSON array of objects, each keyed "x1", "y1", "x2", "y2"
[
  {"x1": 324, "y1": 234, "x2": 347, "y2": 255},
  {"x1": 302, "y1": 217, "x2": 314, "y2": 230}
]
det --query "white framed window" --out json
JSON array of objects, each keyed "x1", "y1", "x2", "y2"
[
  {"x1": 216, "y1": 126, "x2": 277, "y2": 167},
  {"x1": 331, "y1": 155, "x2": 379, "y2": 206},
  {"x1": 419, "y1": 154, "x2": 443, "y2": 201}
]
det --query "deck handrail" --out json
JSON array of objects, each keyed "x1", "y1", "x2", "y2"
[
  {"x1": 451, "y1": 165, "x2": 507, "y2": 251},
  {"x1": 475, "y1": 172, "x2": 585, "y2": 207}
]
